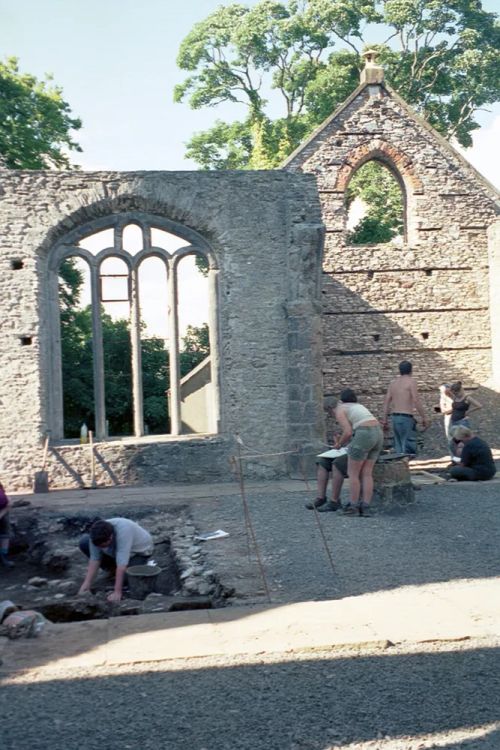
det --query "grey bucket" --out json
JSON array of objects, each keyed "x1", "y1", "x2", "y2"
[{"x1": 126, "y1": 565, "x2": 162, "y2": 600}]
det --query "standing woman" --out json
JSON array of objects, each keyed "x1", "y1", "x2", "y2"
[{"x1": 333, "y1": 388, "x2": 384, "y2": 516}]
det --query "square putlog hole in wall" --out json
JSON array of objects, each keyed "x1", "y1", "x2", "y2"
[
  {"x1": 20, "y1": 336, "x2": 32, "y2": 346},
  {"x1": 11, "y1": 259, "x2": 24, "y2": 270}
]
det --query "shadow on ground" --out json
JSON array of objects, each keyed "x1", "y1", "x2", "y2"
[{"x1": 2, "y1": 645, "x2": 500, "y2": 749}]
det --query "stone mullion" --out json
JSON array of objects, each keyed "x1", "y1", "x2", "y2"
[
  {"x1": 168, "y1": 261, "x2": 181, "y2": 436},
  {"x1": 91, "y1": 264, "x2": 106, "y2": 440},
  {"x1": 207, "y1": 268, "x2": 220, "y2": 433},
  {"x1": 48, "y1": 269, "x2": 64, "y2": 439},
  {"x1": 130, "y1": 265, "x2": 144, "y2": 437}
]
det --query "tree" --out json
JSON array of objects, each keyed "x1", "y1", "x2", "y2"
[
  {"x1": 0, "y1": 56, "x2": 82, "y2": 169},
  {"x1": 346, "y1": 161, "x2": 404, "y2": 244},
  {"x1": 175, "y1": 0, "x2": 500, "y2": 168}
]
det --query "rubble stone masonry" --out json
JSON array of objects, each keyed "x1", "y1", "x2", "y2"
[
  {"x1": 0, "y1": 169, "x2": 324, "y2": 488},
  {"x1": 285, "y1": 82, "x2": 500, "y2": 448}
]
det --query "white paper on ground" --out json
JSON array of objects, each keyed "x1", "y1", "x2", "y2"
[{"x1": 194, "y1": 529, "x2": 229, "y2": 541}]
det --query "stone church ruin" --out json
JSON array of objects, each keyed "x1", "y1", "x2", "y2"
[{"x1": 1, "y1": 58, "x2": 499, "y2": 490}]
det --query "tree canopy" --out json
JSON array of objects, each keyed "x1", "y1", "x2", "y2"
[
  {"x1": 175, "y1": 0, "x2": 500, "y2": 169},
  {"x1": 0, "y1": 57, "x2": 82, "y2": 169}
]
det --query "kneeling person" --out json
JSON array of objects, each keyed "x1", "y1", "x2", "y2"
[
  {"x1": 449, "y1": 426, "x2": 496, "y2": 482},
  {"x1": 78, "y1": 518, "x2": 153, "y2": 602}
]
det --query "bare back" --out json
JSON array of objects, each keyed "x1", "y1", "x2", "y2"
[{"x1": 386, "y1": 375, "x2": 418, "y2": 414}]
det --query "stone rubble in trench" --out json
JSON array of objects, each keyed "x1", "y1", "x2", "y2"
[{"x1": 0, "y1": 506, "x2": 230, "y2": 623}]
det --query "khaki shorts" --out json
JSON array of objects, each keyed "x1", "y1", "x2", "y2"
[{"x1": 348, "y1": 426, "x2": 383, "y2": 462}]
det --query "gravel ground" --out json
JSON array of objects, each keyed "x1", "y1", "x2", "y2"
[
  {"x1": 1, "y1": 477, "x2": 499, "y2": 749},
  {"x1": 2, "y1": 638, "x2": 500, "y2": 749},
  {"x1": 190, "y1": 477, "x2": 500, "y2": 605}
]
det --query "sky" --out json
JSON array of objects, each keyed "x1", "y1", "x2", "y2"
[{"x1": 1, "y1": 0, "x2": 499, "y2": 188}]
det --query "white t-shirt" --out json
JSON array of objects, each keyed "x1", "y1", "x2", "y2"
[
  {"x1": 89, "y1": 517, "x2": 153, "y2": 567},
  {"x1": 343, "y1": 403, "x2": 376, "y2": 430}
]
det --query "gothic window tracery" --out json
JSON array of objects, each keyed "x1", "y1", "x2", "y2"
[{"x1": 49, "y1": 213, "x2": 218, "y2": 441}]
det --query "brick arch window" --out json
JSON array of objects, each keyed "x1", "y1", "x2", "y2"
[
  {"x1": 336, "y1": 140, "x2": 424, "y2": 246},
  {"x1": 345, "y1": 158, "x2": 406, "y2": 245},
  {"x1": 47, "y1": 212, "x2": 220, "y2": 441}
]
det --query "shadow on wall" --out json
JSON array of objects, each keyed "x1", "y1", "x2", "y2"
[{"x1": 321, "y1": 276, "x2": 499, "y2": 458}]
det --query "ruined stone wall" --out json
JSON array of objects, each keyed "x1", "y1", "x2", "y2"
[
  {"x1": 0, "y1": 169, "x2": 324, "y2": 489},
  {"x1": 286, "y1": 84, "x2": 500, "y2": 453}
]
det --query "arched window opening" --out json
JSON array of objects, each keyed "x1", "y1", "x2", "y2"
[
  {"x1": 346, "y1": 161, "x2": 404, "y2": 245},
  {"x1": 138, "y1": 256, "x2": 169, "y2": 435},
  {"x1": 122, "y1": 223, "x2": 144, "y2": 254},
  {"x1": 78, "y1": 228, "x2": 114, "y2": 254},
  {"x1": 151, "y1": 227, "x2": 189, "y2": 252},
  {"x1": 58, "y1": 256, "x2": 94, "y2": 438},
  {"x1": 99, "y1": 257, "x2": 133, "y2": 437},
  {"x1": 50, "y1": 214, "x2": 219, "y2": 443},
  {"x1": 176, "y1": 253, "x2": 211, "y2": 434}
]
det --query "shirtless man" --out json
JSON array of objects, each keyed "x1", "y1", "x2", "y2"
[{"x1": 382, "y1": 361, "x2": 428, "y2": 456}]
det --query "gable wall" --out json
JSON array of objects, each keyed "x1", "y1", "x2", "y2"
[{"x1": 286, "y1": 85, "x2": 500, "y2": 450}]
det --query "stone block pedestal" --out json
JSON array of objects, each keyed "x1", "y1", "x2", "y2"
[{"x1": 373, "y1": 454, "x2": 415, "y2": 511}]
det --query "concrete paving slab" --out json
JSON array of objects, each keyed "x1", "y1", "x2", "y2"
[
  {"x1": 105, "y1": 609, "x2": 222, "y2": 664},
  {"x1": 0, "y1": 617, "x2": 110, "y2": 673},
  {"x1": 3, "y1": 577, "x2": 500, "y2": 681}
]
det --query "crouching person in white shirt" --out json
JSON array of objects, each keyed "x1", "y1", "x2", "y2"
[{"x1": 78, "y1": 518, "x2": 153, "y2": 602}]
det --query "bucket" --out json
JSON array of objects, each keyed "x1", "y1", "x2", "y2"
[{"x1": 126, "y1": 564, "x2": 162, "y2": 600}]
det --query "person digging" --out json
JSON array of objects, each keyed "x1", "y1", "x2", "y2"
[{"x1": 78, "y1": 518, "x2": 153, "y2": 603}]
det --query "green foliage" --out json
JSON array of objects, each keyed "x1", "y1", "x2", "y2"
[
  {"x1": 175, "y1": 0, "x2": 500, "y2": 165},
  {"x1": 142, "y1": 337, "x2": 169, "y2": 434},
  {"x1": 186, "y1": 119, "x2": 254, "y2": 169},
  {"x1": 61, "y1": 305, "x2": 95, "y2": 437},
  {"x1": 0, "y1": 57, "x2": 82, "y2": 169},
  {"x1": 194, "y1": 252, "x2": 210, "y2": 277},
  {"x1": 346, "y1": 161, "x2": 404, "y2": 244},
  {"x1": 102, "y1": 316, "x2": 133, "y2": 436}
]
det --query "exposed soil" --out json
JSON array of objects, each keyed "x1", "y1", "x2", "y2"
[{"x1": 0, "y1": 503, "x2": 229, "y2": 623}]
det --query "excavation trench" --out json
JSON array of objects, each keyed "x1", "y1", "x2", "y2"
[{"x1": 0, "y1": 505, "x2": 230, "y2": 623}]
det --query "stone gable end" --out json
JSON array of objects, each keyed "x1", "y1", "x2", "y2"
[{"x1": 285, "y1": 82, "x2": 500, "y2": 449}]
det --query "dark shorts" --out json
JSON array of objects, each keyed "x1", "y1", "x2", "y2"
[{"x1": 316, "y1": 453, "x2": 349, "y2": 477}]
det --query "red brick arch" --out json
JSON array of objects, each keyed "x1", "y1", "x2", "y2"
[{"x1": 334, "y1": 139, "x2": 424, "y2": 194}]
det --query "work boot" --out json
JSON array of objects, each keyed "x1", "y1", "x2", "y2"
[
  {"x1": 342, "y1": 503, "x2": 361, "y2": 516},
  {"x1": 317, "y1": 500, "x2": 341, "y2": 512},
  {"x1": 305, "y1": 497, "x2": 326, "y2": 510}
]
